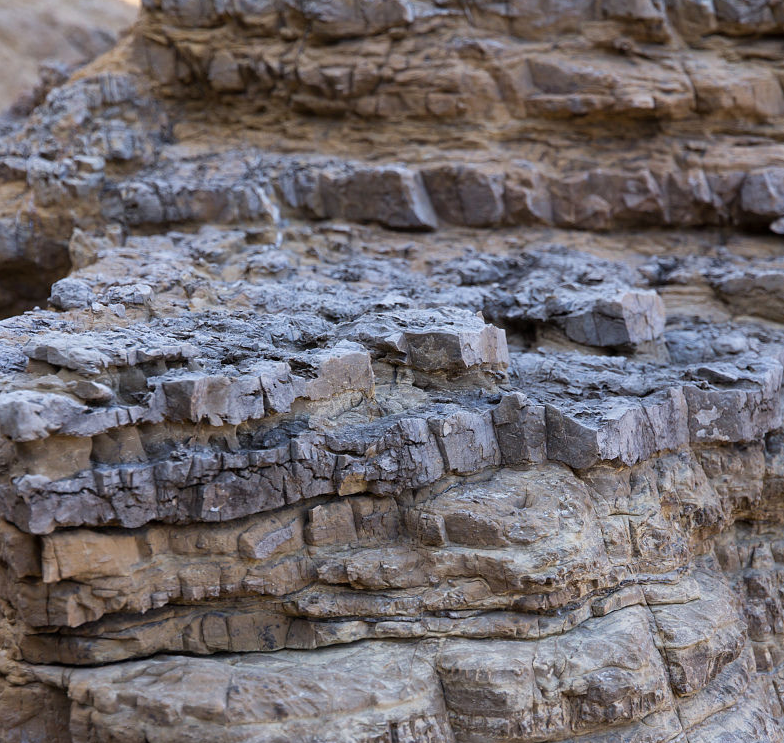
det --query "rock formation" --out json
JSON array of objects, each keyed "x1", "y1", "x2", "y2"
[{"x1": 4, "y1": 1, "x2": 784, "y2": 741}]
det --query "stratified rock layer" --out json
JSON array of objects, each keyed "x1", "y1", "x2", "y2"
[{"x1": 4, "y1": 1, "x2": 784, "y2": 741}]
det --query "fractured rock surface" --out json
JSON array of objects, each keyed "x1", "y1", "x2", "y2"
[{"x1": 5, "y1": 1, "x2": 784, "y2": 742}]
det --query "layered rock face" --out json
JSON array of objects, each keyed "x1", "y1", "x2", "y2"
[{"x1": 5, "y1": 1, "x2": 784, "y2": 741}]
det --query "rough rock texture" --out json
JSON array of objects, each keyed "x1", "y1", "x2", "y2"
[{"x1": 5, "y1": 1, "x2": 784, "y2": 742}]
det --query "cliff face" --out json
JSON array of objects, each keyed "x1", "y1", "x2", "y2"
[{"x1": 3, "y1": 1, "x2": 784, "y2": 741}]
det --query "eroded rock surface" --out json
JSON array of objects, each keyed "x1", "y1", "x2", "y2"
[{"x1": 4, "y1": 1, "x2": 784, "y2": 741}]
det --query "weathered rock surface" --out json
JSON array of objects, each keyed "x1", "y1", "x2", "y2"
[{"x1": 4, "y1": 1, "x2": 784, "y2": 742}]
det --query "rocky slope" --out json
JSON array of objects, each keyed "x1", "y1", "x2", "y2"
[{"x1": 3, "y1": 1, "x2": 784, "y2": 741}]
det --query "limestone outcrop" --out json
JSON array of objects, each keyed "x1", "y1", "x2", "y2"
[{"x1": 4, "y1": 1, "x2": 784, "y2": 741}]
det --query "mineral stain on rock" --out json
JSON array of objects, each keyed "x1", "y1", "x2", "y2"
[{"x1": 3, "y1": 1, "x2": 784, "y2": 741}]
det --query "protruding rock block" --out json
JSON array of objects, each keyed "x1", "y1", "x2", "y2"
[
  {"x1": 561, "y1": 289, "x2": 666, "y2": 347},
  {"x1": 346, "y1": 307, "x2": 509, "y2": 375},
  {"x1": 320, "y1": 166, "x2": 439, "y2": 231}
]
